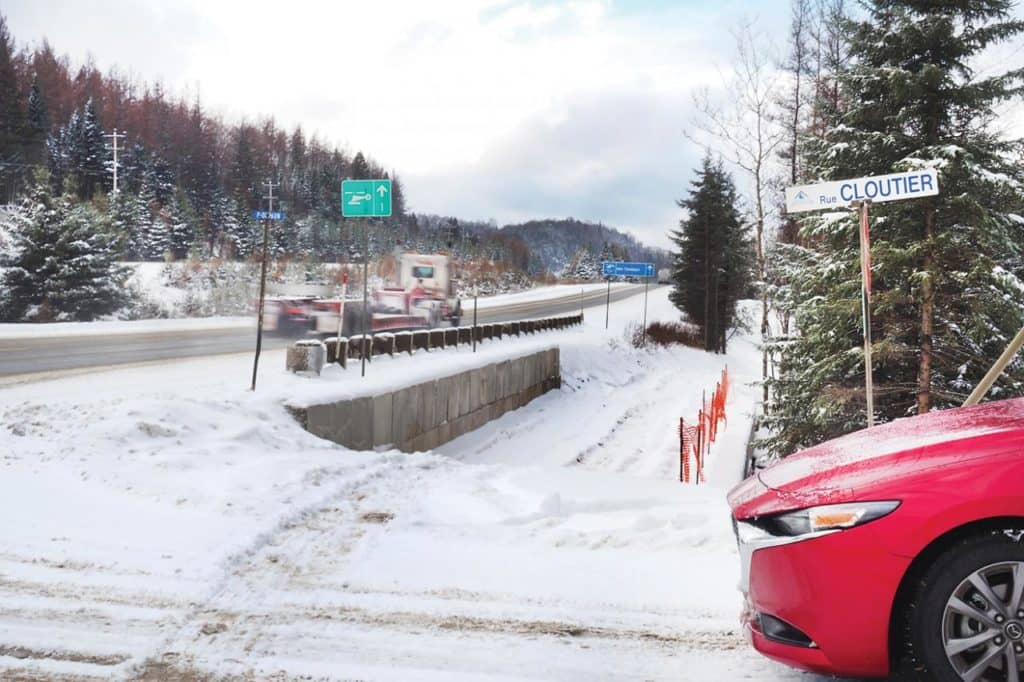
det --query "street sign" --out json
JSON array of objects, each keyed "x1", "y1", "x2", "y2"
[
  {"x1": 342, "y1": 179, "x2": 392, "y2": 218},
  {"x1": 785, "y1": 168, "x2": 938, "y2": 214},
  {"x1": 784, "y1": 168, "x2": 941, "y2": 428},
  {"x1": 252, "y1": 210, "x2": 285, "y2": 221},
  {"x1": 602, "y1": 261, "x2": 656, "y2": 278}
]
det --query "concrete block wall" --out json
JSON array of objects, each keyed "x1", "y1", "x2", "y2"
[{"x1": 290, "y1": 348, "x2": 560, "y2": 453}]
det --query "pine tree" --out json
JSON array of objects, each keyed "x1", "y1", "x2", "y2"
[
  {"x1": 765, "y1": 0, "x2": 1024, "y2": 457},
  {"x1": 2, "y1": 174, "x2": 129, "y2": 321},
  {"x1": 25, "y1": 74, "x2": 48, "y2": 169},
  {"x1": 60, "y1": 98, "x2": 107, "y2": 200},
  {"x1": 0, "y1": 16, "x2": 26, "y2": 199},
  {"x1": 108, "y1": 189, "x2": 146, "y2": 259},
  {"x1": 349, "y1": 151, "x2": 370, "y2": 180},
  {"x1": 133, "y1": 181, "x2": 169, "y2": 260},
  {"x1": 166, "y1": 190, "x2": 198, "y2": 260},
  {"x1": 670, "y1": 156, "x2": 751, "y2": 353}
]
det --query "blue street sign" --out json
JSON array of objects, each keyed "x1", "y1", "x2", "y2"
[
  {"x1": 602, "y1": 261, "x2": 656, "y2": 278},
  {"x1": 253, "y1": 210, "x2": 286, "y2": 221}
]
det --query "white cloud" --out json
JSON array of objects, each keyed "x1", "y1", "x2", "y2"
[{"x1": 25, "y1": 1, "x2": 1023, "y2": 252}]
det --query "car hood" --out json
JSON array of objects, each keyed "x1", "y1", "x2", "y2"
[{"x1": 729, "y1": 398, "x2": 1024, "y2": 518}]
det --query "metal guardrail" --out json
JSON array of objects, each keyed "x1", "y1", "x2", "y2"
[{"x1": 323, "y1": 313, "x2": 584, "y2": 369}]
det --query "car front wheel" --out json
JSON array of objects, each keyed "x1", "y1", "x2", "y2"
[{"x1": 907, "y1": 530, "x2": 1024, "y2": 681}]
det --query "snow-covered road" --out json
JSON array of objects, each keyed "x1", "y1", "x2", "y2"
[{"x1": 0, "y1": 290, "x2": 836, "y2": 680}]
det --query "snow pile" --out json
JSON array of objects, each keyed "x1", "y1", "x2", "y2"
[{"x1": 0, "y1": 292, "x2": 810, "y2": 680}]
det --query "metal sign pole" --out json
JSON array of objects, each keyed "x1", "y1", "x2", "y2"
[
  {"x1": 251, "y1": 216, "x2": 271, "y2": 391},
  {"x1": 473, "y1": 288, "x2": 478, "y2": 353},
  {"x1": 338, "y1": 268, "x2": 348, "y2": 339},
  {"x1": 857, "y1": 200, "x2": 875, "y2": 427},
  {"x1": 605, "y1": 278, "x2": 611, "y2": 329},
  {"x1": 642, "y1": 275, "x2": 650, "y2": 345},
  {"x1": 250, "y1": 180, "x2": 278, "y2": 391},
  {"x1": 361, "y1": 221, "x2": 370, "y2": 377}
]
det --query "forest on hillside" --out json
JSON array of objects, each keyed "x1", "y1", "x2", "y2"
[{"x1": 0, "y1": 15, "x2": 664, "y2": 279}]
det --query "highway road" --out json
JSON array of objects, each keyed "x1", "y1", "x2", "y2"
[{"x1": 0, "y1": 284, "x2": 658, "y2": 379}]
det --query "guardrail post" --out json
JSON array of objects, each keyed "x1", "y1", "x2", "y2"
[
  {"x1": 395, "y1": 332, "x2": 413, "y2": 356},
  {"x1": 445, "y1": 328, "x2": 458, "y2": 347},
  {"x1": 373, "y1": 334, "x2": 395, "y2": 357},
  {"x1": 413, "y1": 330, "x2": 430, "y2": 353}
]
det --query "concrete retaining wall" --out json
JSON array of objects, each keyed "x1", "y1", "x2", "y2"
[{"x1": 289, "y1": 348, "x2": 560, "y2": 452}]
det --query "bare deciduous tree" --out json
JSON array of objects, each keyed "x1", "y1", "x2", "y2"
[{"x1": 688, "y1": 20, "x2": 785, "y2": 406}]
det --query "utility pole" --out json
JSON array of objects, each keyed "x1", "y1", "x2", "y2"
[
  {"x1": 251, "y1": 180, "x2": 279, "y2": 391},
  {"x1": 104, "y1": 130, "x2": 125, "y2": 196}
]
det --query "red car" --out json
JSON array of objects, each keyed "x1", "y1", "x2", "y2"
[{"x1": 729, "y1": 397, "x2": 1024, "y2": 681}]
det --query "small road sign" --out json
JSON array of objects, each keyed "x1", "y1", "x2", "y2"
[
  {"x1": 602, "y1": 261, "x2": 656, "y2": 278},
  {"x1": 785, "y1": 168, "x2": 938, "y2": 214},
  {"x1": 253, "y1": 210, "x2": 285, "y2": 221},
  {"x1": 342, "y1": 179, "x2": 392, "y2": 218}
]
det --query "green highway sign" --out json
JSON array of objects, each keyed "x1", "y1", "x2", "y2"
[{"x1": 342, "y1": 179, "x2": 392, "y2": 218}]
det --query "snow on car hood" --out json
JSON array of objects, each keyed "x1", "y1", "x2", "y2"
[{"x1": 758, "y1": 397, "x2": 1024, "y2": 496}]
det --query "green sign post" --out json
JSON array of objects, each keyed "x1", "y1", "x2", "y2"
[
  {"x1": 341, "y1": 179, "x2": 392, "y2": 218},
  {"x1": 341, "y1": 178, "x2": 391, "y2": 379}
]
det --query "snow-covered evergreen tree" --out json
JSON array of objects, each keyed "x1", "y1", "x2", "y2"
[
  {"x1": 670, "y1": 155, "x2": 752, "y2": 353},
  {"x1": 765, "y1": 0, "x2": 1024, "y2": 456},
  {"x1": 166, "y1": 190, "x2": 198, "y2": 260},
  {"x1": 133, "y1": 182, "x2": 169, "y2": 260},
  {"x1": 25, "y1": 74, "x2": 48, "y2": 169},
  {"x1": 67, "y1": 98, "x2": 107, "y2": 200},
  {"x1": 560, "y1": 247, "x2": 600, "y2": 280},
  {"x1": 2, "y1": 175, "x2": 129, "y2": 321}
]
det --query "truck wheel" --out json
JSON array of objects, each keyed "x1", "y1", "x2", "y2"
[{"x1": 906, "y1": 530, "x2": 1024, "y2": 682}]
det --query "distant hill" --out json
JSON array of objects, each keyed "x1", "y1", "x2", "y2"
[{"x1": 500, "y1": 218, "x2": 671, "y2": 276}]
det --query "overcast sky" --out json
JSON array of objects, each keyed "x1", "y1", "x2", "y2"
[{"x1": 5, "y1": 1, "x2": 1023, "y2": 250}]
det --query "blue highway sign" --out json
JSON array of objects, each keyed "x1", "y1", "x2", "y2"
[
  {"x1": 253, "y1": 210, "x2": 286, "y2": 221},
  {"x1": 602, "y1": 261, "x2": 656, "y2": 278}
]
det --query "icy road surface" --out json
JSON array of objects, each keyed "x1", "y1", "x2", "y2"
[{"x1": 0, "y1": 290, "x2": 836, "y2": 680}]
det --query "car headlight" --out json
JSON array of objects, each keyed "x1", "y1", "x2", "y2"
[{"x1": 757, "y1": 501, "x2": 900, "y2": 537}]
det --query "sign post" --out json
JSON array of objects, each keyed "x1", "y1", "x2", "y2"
[
  {"x1": 341, "y1": 179, "x2": 392, "y2": 378},
  {"x1": 785, "y1": 168, "x2": 939, "y2": 427},
  {"x1": 250, "y1": 191, "x2": 284, "y2": 391},
  {"x1": 601, "y1": 261, "x2": 656, "y2": 337}
]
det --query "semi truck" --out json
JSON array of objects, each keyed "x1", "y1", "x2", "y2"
[{"x1": 310, "y1": 253, "x2": 462, "y2": 338}]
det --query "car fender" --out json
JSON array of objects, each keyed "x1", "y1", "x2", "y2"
[{"x1": 869, "y1": 452, "x2": 1024, "y2": 558}]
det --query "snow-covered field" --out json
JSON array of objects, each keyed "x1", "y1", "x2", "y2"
[{"x1": 0, "y1": 291, "x2": 829, "y2": 681}]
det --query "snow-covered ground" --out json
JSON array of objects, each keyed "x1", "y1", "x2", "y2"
[
  {"x1": 0, "y1": 291, "x2": 830, "y2": 681},
  {"x1": 473, "y1": 282, "x2": 634, "y2": 310}
]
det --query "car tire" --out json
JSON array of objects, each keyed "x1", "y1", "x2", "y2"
[{"x1": 905, "y1": 529, "x2": 1024, "y2": 682}]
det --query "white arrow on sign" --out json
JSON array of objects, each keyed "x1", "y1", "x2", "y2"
[{"x1": 376, "y1": 185, "x2": 388, "y2": 196}]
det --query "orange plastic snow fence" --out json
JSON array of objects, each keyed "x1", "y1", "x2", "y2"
[{"x1": 679, "y1": 367, "x2": 729, "y2": 485}]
